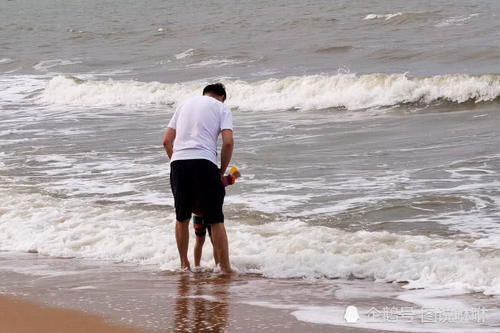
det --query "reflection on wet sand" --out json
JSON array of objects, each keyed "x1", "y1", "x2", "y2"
[{"x1": 173, "y1": 273, "x2": 229, "y2": 332}]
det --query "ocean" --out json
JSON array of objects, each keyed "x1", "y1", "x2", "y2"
[{"x1": 1, "y1": 0, "x2": 500, "y2": 331}]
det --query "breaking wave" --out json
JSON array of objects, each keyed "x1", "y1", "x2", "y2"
[{"x1": 41, "y1": 73, "x2": 500, "y2": 111}]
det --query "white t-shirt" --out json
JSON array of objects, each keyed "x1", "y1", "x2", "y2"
[{"x1": 168, "y1": 95, "x2": 233, "y2": 165}]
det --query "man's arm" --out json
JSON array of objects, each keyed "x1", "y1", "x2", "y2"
[
  {"x1": 163, "y1": 127, "x2": 176, "y2": 159},
  {"x1": 220, "y1": 129, "x2": 234, "y2": 176}
]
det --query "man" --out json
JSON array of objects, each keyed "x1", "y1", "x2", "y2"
[{"x1": 163, "y1": 83, "x2": 234, "y2": 274}]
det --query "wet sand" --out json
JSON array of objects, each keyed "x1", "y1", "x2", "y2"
[{"x1": 0, "y1": 253, "x2": 410, "y2": 333}]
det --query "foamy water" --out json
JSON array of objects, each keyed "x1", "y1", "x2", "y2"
[
  {"x1": 1, "y1": 188, "x2": 499, "y2": 296},
  {"x1": 2, "y1": 70, "x2": 499, "y2": 294},
  {"x1": 2, "y1": 0, "x2": 500, "y2": 331},
  {"x1": 41, "y1": 73, "x2": 500, "y2": 110}
]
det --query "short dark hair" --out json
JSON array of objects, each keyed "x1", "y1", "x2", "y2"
[{"x1": 203, "y1": 83, "x2": 226, "y2": 101}]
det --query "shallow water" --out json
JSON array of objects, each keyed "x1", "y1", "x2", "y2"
[
  {"x1": 1, "y1": 1, "x2": 500, "y2": 331},
  {"x1": 1, "y1": 253, "x2": 499, "y2": 332}
]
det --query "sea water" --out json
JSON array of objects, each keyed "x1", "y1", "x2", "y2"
[{"x1": 1, "y1": 0, "x2": 500, "y2": 331}]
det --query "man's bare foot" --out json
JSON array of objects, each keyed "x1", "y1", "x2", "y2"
[
  {"x1": 180, "y1": 260, "x2": 191, "y2": 271},
  {"x1": 218, "y1": 265, "x2": 237, "y2": 276}
]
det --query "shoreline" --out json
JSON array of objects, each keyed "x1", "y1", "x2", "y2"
[
  {"x1": 0, "y1": 253, "x2": 407, "y2": 333},
  {"x1": 0, "y1": 292, "x2": 401, "y2": 333},
  {"x1": 0, "y1": 253, "x2": 498, "y2": 332}
]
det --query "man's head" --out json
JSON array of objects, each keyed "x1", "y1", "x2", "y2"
[{"x1": 203, "y1": 83, "x2": 226, "y2": 103}]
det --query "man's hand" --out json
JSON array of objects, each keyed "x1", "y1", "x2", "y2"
[
  {"x1": 220, "y1": 129, "x2": 234, "y2": 176},
  {"x1": 163, "y1": 127, "x2": 176, "y2": 159}
]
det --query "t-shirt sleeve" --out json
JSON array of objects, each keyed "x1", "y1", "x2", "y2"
[
  {"x1": 220, "y1": 106, "x2": 233, "y2": 131},
  {"x1": 167, "y1": 106, "x2": 180, "y2": 129}
]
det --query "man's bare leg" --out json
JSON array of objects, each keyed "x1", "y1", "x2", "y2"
[
  {"x1": 194, "y1": 235, "x2": 205, "y2": 267},
  {"x1": 208, "y1": 233, "x2": 220, "y2": 267},
  {"x1": 210, "y1": 223, "x2": 232, "y2": 274},
  {"x1": 175, "y1": 219, "x2": 190, "y2": 270}
]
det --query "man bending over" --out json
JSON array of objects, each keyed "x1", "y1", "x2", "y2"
[{"x1": 163, "y1": 83, "x2": 234, "y2": 275}]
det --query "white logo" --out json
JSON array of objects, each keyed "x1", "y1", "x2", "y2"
[{"x1": 344, "y1": 305, "x2": 360, "y2": 323}]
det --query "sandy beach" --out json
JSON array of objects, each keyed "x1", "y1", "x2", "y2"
[{"x1": 0, "y1": 295, "x2": 149, "y2": 333}]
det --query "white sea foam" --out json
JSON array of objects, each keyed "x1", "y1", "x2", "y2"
[
  {"x1": 435, "y1": 14, "x2": 479, "y2": 28},
  {"x1": 20, "y1": 152, "x2": 172, "y2": 206},
  {"x1": 0, "y1": 58, "x2": 14, "y2": 64},
  {"x1": 33, "y1": 59, "x2": 82, "y2": 72},
  {"x1": 251, "y1": 69, "x2": 280, "y2": 77},
  {"x1": 227, "y1": 192, "x2": 312, "y2": 214},
  {"x1": 174, "y1": 48, "x2": 196, "y2": 60},
  {"x1": 71, "y1": 285, "x2": 98, "y2": 290},
  {"x1": 41, "y1": 75, "x2": 192, "y2": 107},
  {"x1": 186, "y1": 58, "x2": 247, "y2": 68},
  {"x1": 0, "y1": 189, "x2": 499, "y2": 296},
  {"x1": 41, "y1": 73, "x2": 500, "y2": 111},
  {"x1": 0, "y1": 75, "x2": 47, "y2": 104},
  {"x1": 364, "y1": 12, "x2": 403, "y2": 21}
]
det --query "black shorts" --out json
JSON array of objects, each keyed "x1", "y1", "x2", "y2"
[{"x1": 170, "y1": 159, "x2": 225, "y2": 224}]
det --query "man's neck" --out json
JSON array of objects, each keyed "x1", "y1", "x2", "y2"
[{"x1": 204, "y1": 93, "x2": 224, "y2": 103}]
